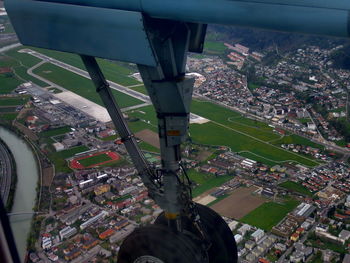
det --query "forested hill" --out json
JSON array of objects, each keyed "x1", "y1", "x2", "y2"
[
  {"x1": 208, "y1": 25, "x2": 348, "y2": 52},
  {"x1": 331, "y1": 44, "x2": 350, "y2": 70}
]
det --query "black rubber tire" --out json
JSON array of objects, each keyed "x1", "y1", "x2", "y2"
[
  {"x1": 154, "y1": 204, "x2": 238, "y2": 263},
  {"x1": 117, "y1": 224, "x2": 203, "y2": 263}
]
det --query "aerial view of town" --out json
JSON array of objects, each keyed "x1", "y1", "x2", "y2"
[{"x1": 2, "y1": 2, "x2": 350, "y2": 263}]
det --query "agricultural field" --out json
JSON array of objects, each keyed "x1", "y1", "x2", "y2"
[
  {"x1": 0, "y1": 95, "x2": 30, "y2": 106},
  {"x1": 0, "y1": 113, "x2": 18, "y2": 121},
  {"x1": 240, "y1": 198, "x2": 300, "y2": 231},
  {"x1": 211, "y1": 186, "x2": 266, "y2": 219},
  {"x1": 279, "y1": 181, "x2": 313, "y2": 197},
  {"x1": 32, "y1": 62, "x2": 142, "y2": 108},
  {"x1": 0, "y1": 74, "x2": 22, "y2": 94}
]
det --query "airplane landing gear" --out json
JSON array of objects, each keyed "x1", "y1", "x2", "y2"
[
  {"x1": 81, "y1": 17, "x2": 237, "y2": 263},
  {"x1": 117, "y1": 225, "x2": 204, "y2": 263},
  {"x1": 154, "y1": 203, "x2": 238, "y2": 263}
]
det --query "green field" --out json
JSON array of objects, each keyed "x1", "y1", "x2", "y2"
[
  {"x1": 138, "y1": 141, "x2": 160, "y2": 153},
  {"x1": 128, "y1": 85, "x2": 148, "y2": 95},
  {"x1": 298, "y1": 118, "x2": 311, "y2": 124},
  {"x1": 240, "y1": 198, "x2": 300, "y2": 231},
  {"x1": 190, "y1": 122, "x2": 318, "y2": 167},
  {"x1": 191, "y1": 100, "x2": 281, "y2": 141},
  {"x1": 271, "y1": 134, "x2": 324, "y2": 150},
  {"x1": 238, "y1": 151, "x2": 278, "y2": 166},
  {"x1": 187, "y1": 169, "x2": 232, "y2": 197},
  {"x1": 41, "y1": 126, "x2": 71, "y2": 138},
  {"x1": 33, "y1": 62, "x2": 142, "y2": 108},
  {"x1": 4, "y1": 48, "x2": 49, "y2": 87},
  {"x1": 279, "y1": 181, "x2": 313, "y2": 196},
  {"x1": 127, "y1": 106, "x2": 158, "y2": 133},
  {"x1": 204, "y1": 41, "x2": 227, "y2": 54},
  {"x1": 0, "y1": 113, "x2": 18, "y2": 121},
  {"x1": 0, "y1": 74, "x2": 22, "y2": 94},
  {"x1": 100, "y1": 135, "x2": 117, "y2": 141},
  {"x1": 0, "y1": 107, "x2": 17, "y2": 112},
  {"x1": 0, "y1": 96, "x2": 29, "y2": 106},
  {"x1": 28, "y1": 47, "x2": 141, "y2": 86},
  {"x1": 54, "y1": 145, "x2": 89, "y2": 158},
  {"x1": 248, "y1": 82, "x2": 260, "y2": 90},
  {"x1": 79, "y1": 153, "x2": 112, "y2": 167},
  {"x1": 48, "y1": 145, "x2": 89, "y2": 173},
  {"x1": 125, "y1": 101, "x2": 320, "y2": 167}
]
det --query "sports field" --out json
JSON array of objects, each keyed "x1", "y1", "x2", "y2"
[
  {"x1": 79, "y1": 154, "x2": 112, "y2": 167},
  {"x1": 240, "y1": 198, "x2": 300, "y2": 231},
  {"x1": 70, "y1": 151, "x2": 120, "y2": 169}
]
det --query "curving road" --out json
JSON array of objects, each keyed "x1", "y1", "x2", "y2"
[
  {"x1": 0, "y1": 141, "x2": 13, "y2": 205},
  {"x1": 20, "y1": 48, "x2": 151, "y2": 103}
]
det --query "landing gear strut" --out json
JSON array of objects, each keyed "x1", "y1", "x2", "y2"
[{"x1": 81, "y1": 16, "x2": 237, "y2": 263}]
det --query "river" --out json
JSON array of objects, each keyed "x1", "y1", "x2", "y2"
[{"x1": 0, "y1": 126, "x2": 39, "y2": 261}]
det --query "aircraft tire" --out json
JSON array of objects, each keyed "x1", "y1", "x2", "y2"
[
  {"x1": 117, "y1": 224, "x2": 203, "y2": 263},
  {"x1": 154, "y1": 203, "x2": 238, "y2": 263}
]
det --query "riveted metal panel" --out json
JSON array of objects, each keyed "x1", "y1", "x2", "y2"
[{"x1": 5, "y1": 0, "x2": 157, "y2": 66}]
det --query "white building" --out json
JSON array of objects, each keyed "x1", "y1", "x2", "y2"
[
  {"x1": 234, "y1": 234, "x2": 243, "y2": 244},
  {"x1": 251, "y1": 229, "x2": 264, "y2": 242},
  {"x1": 42, "y1": 237, "x2": 52, "y2": 249},
  {"x1": 59, "y1": 226, "x2": 77, "y2": 240},
  {"x1": 228, "y1": 220, "x2": 239, "y2": 231},
  {"x1": 238, "y1": 224, "x2": 251, "y2": 235},
  {"x1": 53, "y1": 142, "x2": 64, "y2": 152},
  {"x1": 80, "y1": 210, "x2": 108, "y2": 230},
  {"x1": 307, "y1": 122, "x2": 316, "y2": 131}
]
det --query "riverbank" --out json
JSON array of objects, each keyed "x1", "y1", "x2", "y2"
[
  {"x1": 0, "y1": 124, "x2": 42, "y2": 260},
  {"x1": 0, "y1": 136, "x2": 17, "y2": 211}
]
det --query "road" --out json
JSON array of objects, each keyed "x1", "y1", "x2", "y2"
[
  {"x1": 0, "y1": 141, "x2": 13, "y2": 205},
  {"x1": 194, "y1": 93, "x2": 350, "y2": 156},
  {"x1": 20, "y1": 48, "x2": 151, "y2": 104},
  {"x1": 276, "y1": 223, "x2": 316, "y2": 263},
  {"x1": 0, "y1": 42, "x2": 21, "y2": 53},
  {"x1": 18, "y1": 48, "x2": 350, "y2": 157}
]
